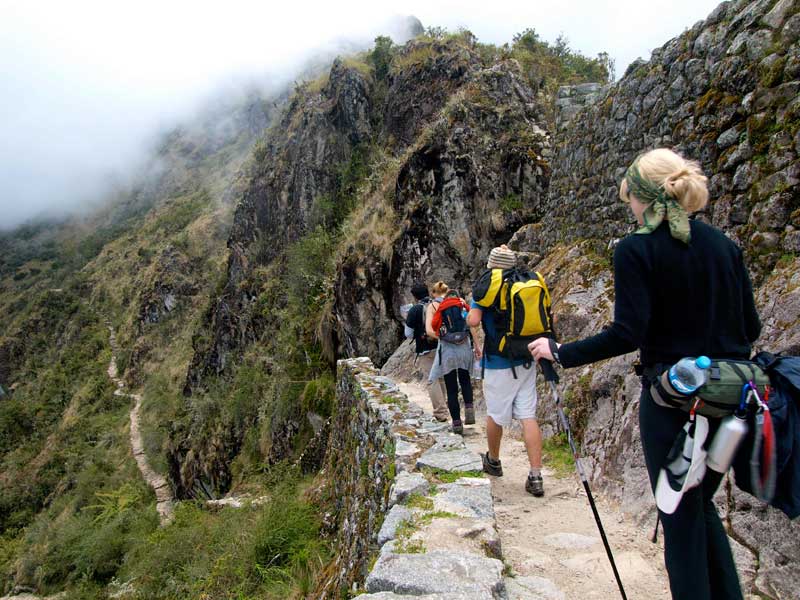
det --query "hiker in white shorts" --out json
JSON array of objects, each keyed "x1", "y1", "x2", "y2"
[{"x1": 467, "y1": 246, "x2": 545, "y2": 496}]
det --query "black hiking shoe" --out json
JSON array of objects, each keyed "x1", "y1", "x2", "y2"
[
  {"x1": 452, "y1": 420, "x2": 464, "y2": 435},
  {"x1": 464, "y1": 405, "x2": 476, "y2": 425},
  {"x1": 482, "y1": 452, "x2": 503, "y2": 476},
  {"x1": 526, "y1": 474, "x2": 544, "y2": 497}
]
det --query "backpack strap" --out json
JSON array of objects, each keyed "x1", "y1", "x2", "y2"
[{"x1": 481, "y1": 337, "x2": 486, "y2": 379}]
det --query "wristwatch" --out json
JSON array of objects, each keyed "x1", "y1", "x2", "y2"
[{"x1": 549, "y1": 338, "x2": 561, "y2": 365}]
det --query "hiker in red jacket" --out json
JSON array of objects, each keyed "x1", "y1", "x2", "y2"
[{"x1": 426, "y1": 281, "x2": 476, "y2": 434}]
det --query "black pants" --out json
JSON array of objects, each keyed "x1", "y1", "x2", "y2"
[
  {"x1": 639, "y1": 384, "x2": 743, "y2": 600},
  {"x1": 443, "y1": 368, "x2": 473, "y2": 422}
]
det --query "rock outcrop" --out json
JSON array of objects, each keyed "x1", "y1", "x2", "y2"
[
  {"x1": 185, "y1": 58, "x2": 375, "y2": 388},
  {"x1": 335, "y1": 59, "x2": 551, "y2": 364},
  {"x1": 188, "y1": 36, "x2": 553, "y2": 382}
]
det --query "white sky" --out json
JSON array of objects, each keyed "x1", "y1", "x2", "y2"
[{"x1": 0, "y1": 0, "x2": 723, "y2": 230}]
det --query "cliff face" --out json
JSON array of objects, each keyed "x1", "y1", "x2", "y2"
[
  {"x1": 184, "y1": 59, "x2": 375, "y2": 388},
  {"x1": 334, "y1": 56, "x2": 551, "y2": 364},
  {"x1": 189, "y1": 37, "x2": 552, "y2": 380},
  {"x1": 171, "y1": 37, "x2": 553, "y2": 499}
]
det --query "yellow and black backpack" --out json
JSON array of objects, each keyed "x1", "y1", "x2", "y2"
[{"x1": 472, "y1": 267, "x2": 554, "y2": 377}]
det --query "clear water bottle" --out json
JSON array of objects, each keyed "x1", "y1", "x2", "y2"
[
  {"x1": 668, "y1": 356, "x2": 712, "y2": 395},
  {"x1": 472, "y1": 358, "x2": 482, "y2": 380},
  {"x1": 707, "y1": 413, "x2": 749, "y2": 473}
]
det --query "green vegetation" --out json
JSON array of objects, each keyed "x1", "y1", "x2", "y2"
[
  {"x1": 542, "y1": 433, "x2": 576, "y2": 478},
  {"x1": 368, "y1": 36, "x2": 394, "y2": 81},
  {"x1": 121, "y1": 476, "x2": 326, "y2": 600},
  {"x1": 500, "y1": 193, "x2": 524, "y2": 213},
  {"x1": 405, "y1": 494, "x2": 434, "y2": 511},
  {"x1": 508, "y1": 28, "x2": 614, "y2": 92},
  {"x1": 393, "y1": 518, "x2": 427, "y2": 555},
  {"x1": 421, "y1": 467, "x2": 484, "y2": 484},
  {"x1": 562, "y1": 373, "x2": 594, "y2": 442},
  {"x1": 0, "y1": 81, "x2": 271, "y2": 597},
  {"x1": 417, "y1": 510, "x2": 458, "y2": 525},
  {"x1": 776, "y1": 253, "x2": 797, "y2": 269}
]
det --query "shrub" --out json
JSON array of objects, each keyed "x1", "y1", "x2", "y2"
[
  {"x1": 368, "y1": 36, "x2": 395, "y2": 81},
  {"x1": 510, "y1": 28, "x2": 612, "y2": 91}
]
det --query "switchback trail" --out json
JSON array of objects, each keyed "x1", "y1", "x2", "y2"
[
  {"x1": 397, "y1": 380, "x2": 671, "y2": 600},
  {"x1": 106, "y1": 324, "x2": 175, "y2": 525}
]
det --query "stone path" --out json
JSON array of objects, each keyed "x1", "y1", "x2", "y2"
[
  {"x1": 398, "y1": 380, "x2": 672, "y2": 600},
  {"x1": 353, "y1": 371, "x2": 507, "y2": 598},
  {"x1": 106, "y1": 325, "x2": 175, "y2": 525}
]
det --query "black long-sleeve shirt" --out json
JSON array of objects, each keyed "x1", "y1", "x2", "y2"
[{"x1": 559, "y1": 220, "x2": 761, "y2": 369}]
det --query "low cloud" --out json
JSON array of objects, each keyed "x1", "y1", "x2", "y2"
[{"x1": 0, "y1": 0, "x2": 721, "y2": 230}]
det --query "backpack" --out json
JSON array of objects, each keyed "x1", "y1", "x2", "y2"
[
  {"x1": 405, "y1": 299, "x2": 437, "y2": 355},
  {"x1": 431, "y1": 297, "x2": 470, "y2": 344},
  {"x1": 472, "y1": 267, "x2": 553, "y2": 375},
  {"x1": 730, "y1": 351, "x2": 800, "y2": 519}
]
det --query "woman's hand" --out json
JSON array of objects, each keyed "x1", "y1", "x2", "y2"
[
  {"x1": 473, "y1": 345, "x2": 482, "y2": 359},
  {"x1": 529, "y1": 337, "x2": 558, "y2": 362}
]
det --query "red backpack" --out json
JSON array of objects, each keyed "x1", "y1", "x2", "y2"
[{"x1": 432, "y1": 297, "x2": 470, "y2": 344}]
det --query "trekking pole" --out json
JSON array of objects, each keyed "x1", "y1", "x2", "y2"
[{"x1": 539, "y1": 359, "x2": 628, "y2": 600}]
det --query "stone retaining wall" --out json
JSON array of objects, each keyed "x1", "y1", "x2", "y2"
[
  {"x1": 316, "y1": 358, "x2": 509, "y2": 599},
  {"x1": 533, "y1": 0, "x2": 799, "y2": 279}
]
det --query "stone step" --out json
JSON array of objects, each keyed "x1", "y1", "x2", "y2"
[
  {"x1": 358, "y1": 592, "x2": 493, "y2": 599},
  {"x1": 504, "y1": 575, "x2": 565, "y2": 600},
  {"x1": 416, "y1": 446, "x2": 483, "y2": 473},
  {"x1": 365, "y1": 550, "x2": 504, "y2": 598}
]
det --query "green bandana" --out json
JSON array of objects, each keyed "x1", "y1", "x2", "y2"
[{"x1": 625, "y1": 157, "x2": 691, "y2": 244}]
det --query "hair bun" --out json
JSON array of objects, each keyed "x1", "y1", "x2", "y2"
[
  {"x1": 620, "y1": 148, "x2": 709, "y2": 213},
  {"x1": 666, "y1": 168, "x2": 690, "y2": 182}
]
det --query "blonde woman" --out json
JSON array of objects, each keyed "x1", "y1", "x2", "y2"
[
  {"x1": 426, "y1": 281, "x2": 475, "y2": 434},
  {"x1": 530, "y1": 148, "x2": 760, "y2": 600}
]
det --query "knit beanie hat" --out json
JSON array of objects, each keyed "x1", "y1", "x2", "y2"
[{"x1": 486, "y1": 245, "x2": 516, "y2": 269}]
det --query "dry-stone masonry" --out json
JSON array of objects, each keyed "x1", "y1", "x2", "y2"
[
  {"x1": 533, "y1": 0, "x2": 799, "y2": 281},
  {"x1": 315, "y1": 358, "x2": 509, "y2": 599}
]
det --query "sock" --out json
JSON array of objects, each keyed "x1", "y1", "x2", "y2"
[
  {"x1": 486, "y1": 453, "x2": 500, "y2": 464},
  {"x1": 529, "y1": 468, "x2": 541, "y2": 478}
]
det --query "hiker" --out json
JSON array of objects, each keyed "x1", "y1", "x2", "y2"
[
  {"x1": 426, "y1": 281, "x2": 476, "y2": 434},
  {"x1": 404, "y1": 282, "x2": 449, "y2": 422},
  {"x1": 467, "y1": 245, "x2": 546, "y2": 497},
  {"x1": 529, "y1": 148, "x2": 760, "y2": 600}
]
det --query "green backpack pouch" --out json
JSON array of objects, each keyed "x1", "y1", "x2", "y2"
[
  {"x1": 651, "y1": 359, "x2": 771, "y2": 418},
  {"x1": 696, "y1": 359, "x2": 771, "y2": 417}
]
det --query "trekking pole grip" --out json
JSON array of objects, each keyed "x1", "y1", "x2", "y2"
[{"x1": 539, "y1": 358, "x2": 560, "y2": 384}]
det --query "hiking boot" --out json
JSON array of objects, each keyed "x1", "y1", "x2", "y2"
[
  {"x1": 482, "y1": 452, "x2": 503, "y2": 477},
  {"x1": 464, "y1": 405, "x2": 476, "y2": 425},
  {"x1": 452, "y1": 420, "x2": 464, "y2": 435},
  {"x1": 434, "y1": 413, "x2": 449, "y2": 422},
  {"x1": 526, "y1": 474, "x2": 544, "y2": 497}
]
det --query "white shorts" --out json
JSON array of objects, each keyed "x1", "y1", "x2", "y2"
[{"x1": 483, "y1": 363, "x2": 538, "y2": 427}]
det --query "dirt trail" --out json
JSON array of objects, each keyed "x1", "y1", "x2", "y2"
[
  {"x1": 107, "y1": 325, "x2": 174, "y2": 525},
  {"x1": 397, "y1": 380, "x2": 671, "y2": 600}
]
